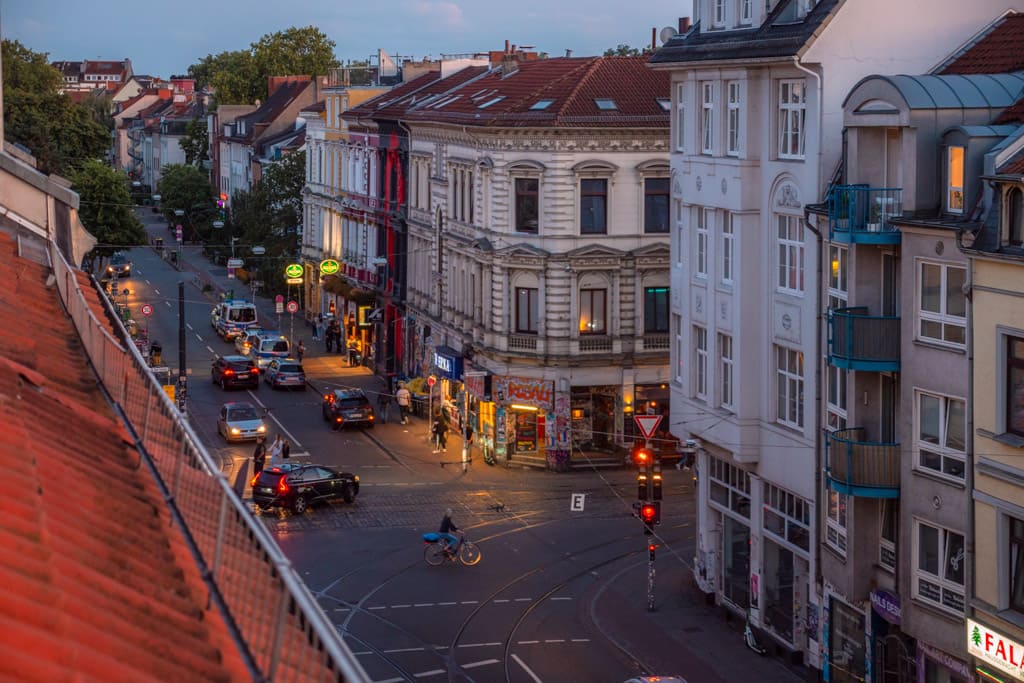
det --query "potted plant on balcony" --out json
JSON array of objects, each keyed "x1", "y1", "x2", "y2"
[
  {"x1": 867, "y1": 201, "x2": 883, "y2": 232},
  {"x1": 832, "y1": 189, "x2": 851, "y2": 230}
]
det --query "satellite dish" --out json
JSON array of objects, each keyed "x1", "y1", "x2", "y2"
[{"x1": 659, "y1": 26, "x2": 678, "y2": 44}]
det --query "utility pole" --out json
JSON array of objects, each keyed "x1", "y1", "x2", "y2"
[
  {"x1": 177, "y1": 281, "x2": 187, "y2": 416},
  {"x1": 461, "y1": 387, "x2": 469, "y2": 473}
]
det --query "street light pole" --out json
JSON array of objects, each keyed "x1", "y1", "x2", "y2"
[{"x1": 177, "y1": 281, "x2": 187, "y2": 416}]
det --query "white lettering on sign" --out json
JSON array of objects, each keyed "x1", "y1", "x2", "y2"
[
  {"x1": 434, "y1": 353, "x2": 453, "y2": 374},
  {"x1": 570, "y1": 493, "x2": 585, "y2": 512},
  {"x1": 967, "y1": 618, "x2": 1024, "y2": 680}
]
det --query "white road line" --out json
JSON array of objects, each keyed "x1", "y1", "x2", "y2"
[
  {"x1": 413, "y1": 669, "x2": 445, "y2": 678},
  {"x1": 206, "y1": 346, "x2": 215, "y2": 354},
  {"x1": 247, "y1": 391, "x2": 303, "y2": 448},
  {"x1": 145, "y1": 279, "x2": 151, "y2": 285},
  {"x1": 380, "y1": 647, "x2": 426, "y2": 654},
  {"x1": 457, "y1": 642, "x2": 501, "y2": 649},
  {"x1": 392, "y1": 604, "x2": 410, "y2": 609},
  {"x1": 368, "y1": 606, "x2": 385, "y2": 610},
  {"x1": 493, "y1": 599, "x2": 509, "y2": 603},
  {"x1": 333, "y1": 607, "x2": 350, "y2": 612},
  {"x1": 460, "y1": 600, "x2": 478, "y2": 605},
  {"x1": 288, "y1": 451, "x2": 311, "y2": 458},
  {"x1": 550, "y1": 596, "x2": 573, "y2": 601},
  {"x1": 518, "y1": 640, "x2": 539, "y2": 645},
  {"x1": 195, "y1": 333, "x2": 203, "y2": 342},
  {"x1": 463, "y1": 660, "x2": 499, "y2": 669},
  {"x1": 544, "y1": 639, "x2": 564, "y2": 643},
  {"x1": 511, "y1": 654, "x2": 543, "y2": 683},
  {"x1": 437, "y1": 601, "x2": 457, "y2": 606},
  {"x1": 413, "y1": 603, "x2": 433, "y2": 607},
  {"x1": 186, "y1": 323, "x2": 193, "y2": 331},
  {"x1": 514, "y1": 597, "x2": 532, "y2": 602},
  {"x1": 570, "y1": 638, "x2": 590, "y2": 643},
  {"x1": 374, "y1": 678, "x2": 404, "y2": 683},
  {"x1": 164, "y1": 301, "x2": 171, "y2": 307},
  {"x1": 154, "y1": 288, "x2": 160, "y2": 294}
]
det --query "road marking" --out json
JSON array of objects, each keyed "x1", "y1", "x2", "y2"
[
  {"x1": 412, "y1": 669, "x2": 445, "y2": 678},
  {"x1": 460, "y1": 600, "x2": 478, "y2": 605},
  {"x1": 511, "y1": 654, "x2": 543, "y2": 683},
  {"x1": 413, "y1": 603, "x2": 433, "y2": 607},
  {"x1": 570, "y1": 638, "x2": 590, "y2": 643},
  {"x1": 544, "y1": 639, "x2": 564, "y2": 643},
  {"x1": 392, "y1": 604, "x2": 410, "y2": 609},
  {"x1": 493, "y1": 599, "x2": 509, "y2": 603},
  {"x1": 517, "y1": 640, "x2": 539, "y2": 645},
  {"x1": 380, "y1": 647, "x2": 424, "y2": 654},
  {"x1": 368, "y1": 606, "x2": 385, "y2": 610},
  {"x1": 195, "y1": 334, "x2": 203, "y2": 342},
  {"x1": 438, "y1": 601, "x2": 457, "y2": 606},
  {"x1": 186, "y1": 323, "x2": 193, "y2": 331},
  {"x1": 164, "y1": 301, "x2": 171, "y2": 307},
  {"x1": 154, "y1": 288, "x2": 160, "y2": 295},
  {"x1": 463, "y1": 659, "x2": 499, "y2": 669},
  {"x1": 333, "y1": 607, "x2": 350, "y2": 612},
  {"x1": 288, "y1": 451, "x2": 311, "y2": 458},
  {"x1": 206, "y1": 346, "x2": 215, "y2": 354},
  {"x1": 247, "y1": 391, "x2": 303, "y2": 448},
  {"x1": 145, "y1": 279, "x2": 151, "y2": 285},
  {"x1": 514, "y1": 597, "x2": 532, "y2": 602},
  {"x1": 550, "y1": 596, "x2": 573, "y2": 601},
  {"x1": 457, "y1": 642, "x2": 501, "y2": 648}
]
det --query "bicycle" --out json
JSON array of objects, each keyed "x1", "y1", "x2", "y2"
[
  {"x1": 422, "y1": 531, "x2": 482, "y2": 566},
  {"x1": 744, "y1": 608, "x2": 768, "y2": 655}
]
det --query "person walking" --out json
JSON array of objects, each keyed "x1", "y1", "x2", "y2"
[
  {"x1": 396, "y1": 383, "x2": 412, "y2": 425},
  {"x1": 377, "y1": 391, "x2": 391, "y2": 424},
  {"x1": 252, "y1": 435, "x2": 267, "y2": 475},
  {"x1": 313, "y1": 314, "x2": 323, "y2": 342},
  {"x1": 296, "y1": 340, "x2": 306, "y2": 362},
  {"x1": 432, "y1": 412, "x2": 447, "y2": 453}
]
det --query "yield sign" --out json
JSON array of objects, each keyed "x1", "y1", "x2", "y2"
[{"x1": 634, "y1": 414, "x2": 663, "y2": 440}]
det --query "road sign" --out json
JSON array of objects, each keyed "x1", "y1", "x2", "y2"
[
  {"x1": 275, "y1": 295, "x2": 284, "y2": 303},
  {"x1": 286, "y1": 300, "x2": 299, "y2": 313},
  {"x1": 634, "y1": 414, "x2": 663, "y2": 440},
  {"x1": 570, "y1": 493, "x2": 586, "y2": 512},
  {"x1": 286, "y1": 277, "x2": 303, "y2": 285},
  {"x1": 275, "y1": 302, "x2": 284, "y2": 314},
  {"x1": 319, "y1": 259, "x2": 340, "y2": 275},
  {"x1": 427, "y1": 375, "x2": 437, "y2": 387},
  {"x1": 140, "y1": 304, "x2": 153, "y2": 317},
  {"x1": 175, "y1": 224, "x2": 182, "y2": 241},
  {"x1": 227, "y1": 258, "x2": 244, "y2": 268},
  {"x1": 284, "y1": 263, "x2": 303, "y2": 279},
  {"x1": 227, "y1": 267, "x2": 235, "y2": 279}
]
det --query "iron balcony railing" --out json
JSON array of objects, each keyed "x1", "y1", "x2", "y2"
[
  {"x1": 829, "y1": 185, "x2": 903, "y2": 244},
  {"x1": 828, "y1": 306, "x2": 900, "y2": 371},
  {"x1": 826, "y1": 428, "x2": 900, "y2": 497}
]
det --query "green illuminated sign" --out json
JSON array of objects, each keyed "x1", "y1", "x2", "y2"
[
  {"x1": 320, "y1": 259, "x2": 340, "y2": 275},
  {"x1": 284, "y1": 263, "x2": 303, "y2": 279}
]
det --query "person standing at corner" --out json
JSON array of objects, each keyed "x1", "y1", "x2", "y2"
[
  {"x1": 267, "y1": 434, "x2": 284, "y2": 468},
  {"x1": 395, "y1": 383, "x2": 412, "y2": 425},
  {"x1": 296, "y1": 340, "x2": 306, "y2": 362},
  {"x1": 252, "y1": 435, "x2": 267, "y2": 475}
]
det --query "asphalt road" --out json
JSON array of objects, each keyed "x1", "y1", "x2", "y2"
[{"x1": 111, "y1": 211, "x2": 804, "y2": 683}]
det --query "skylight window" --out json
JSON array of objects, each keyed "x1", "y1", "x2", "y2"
[
  {"x1": 656, "y1": 98, "x2": 671, "y2": 111},
  {"x1": 432, "y1": 95, "x2": 461, "y2": 109},
  {"x1": 530, "y1": 99, "x2": 555, "y2": 110},
  {"x1": 479, "y1": 96, "x2": 505, "y2": 109},
  {"x1": 595, "y1": 99, "x2": 618, "y2": 110}
]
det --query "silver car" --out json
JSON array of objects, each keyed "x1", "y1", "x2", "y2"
[
  {"x1": 264, "y1": 358, "x2": 307, "y2": 390},
  {"x1": 217, "y1": 402, "x2": 268, "y2": 442}
]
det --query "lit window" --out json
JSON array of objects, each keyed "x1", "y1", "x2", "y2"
[
  {"x1": 947, "y1": 146, "x2": 964, "y2": 214},
  {"x1": 827, "y1": 245, "x2": 848, "y2": 310},
  {"x1": 579, "y1": 288, "x2": 607, "y2": 334}
]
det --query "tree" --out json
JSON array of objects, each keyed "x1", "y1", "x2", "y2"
[
  {"x1": 69, "y1": 160, "x2": 146, "y2": 257},
  {"x1": 2, "y1": 39, "x2": 62, "y2": 93},
  {"x1": 156, "y1": 164, "x2": 216, "y2": 241},
  {"x1": 180, "y1": 119, "x2": 209, "y2": 166},
  {"x1": 603, "y1": 44, "x2": 643, "y2": 57}
]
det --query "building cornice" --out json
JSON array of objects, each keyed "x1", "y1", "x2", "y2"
[{"x1": 408, "y1": 123, "x2": 668, "y2": 153}]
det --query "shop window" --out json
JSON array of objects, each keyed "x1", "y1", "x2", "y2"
[
  {"x1": 708, "y1": 455, "x2": 751, "y2": 517},
  {"x1": 722, "y1": 516, "x2": 750, "y2": 608},
  {"x1": 763, "y1": 482, "x2": 811, "y2": 552},
  {"x1": 829, "y1": 598, "x2": 866, "y2": 682}
]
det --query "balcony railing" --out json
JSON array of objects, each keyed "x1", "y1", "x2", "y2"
[
  {"x1": 826, "y1": 428, "x2": 900, "y2": 498},
  {"x1": 828, "y1": 306, "x2": 900, "y2": 372},
  {"x1": 509, "y1": 333, "x2": 538, "y2": 351},
  {"x1": 641, "y1": 333, "x2": 670, "y2": 351},
  {"x1": 578, "y1": 335, "x2": 613, "y2": 353},
  {"x1": 829, "y1": 185, "x2": 903, "y2": 244}
]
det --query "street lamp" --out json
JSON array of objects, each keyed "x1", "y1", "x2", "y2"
[{"x1": 173, "y1": 209, "x2": 185, "y2": 264}]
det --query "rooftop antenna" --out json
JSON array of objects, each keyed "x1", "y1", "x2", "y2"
[{"x1": 659, "y1": 26, "x2": 679, "y2": 44}]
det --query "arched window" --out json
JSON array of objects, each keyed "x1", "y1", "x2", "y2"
[{"x1": 1007, "y1": 187, "x2": 1024, "y2": 247}]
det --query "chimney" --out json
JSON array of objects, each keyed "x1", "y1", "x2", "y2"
[
  {"x1": 505, "y1": 39, "x2": 510, "y2": 54},
  {"x1": 565, "y1": 48, "x2": 573, "y2": 58},
  {"x1": 652, "y1": 27, "x2": 657, "y2": 51},
  {"x1": 679, "y1": 16, "x2": 691, "y2": 33}
]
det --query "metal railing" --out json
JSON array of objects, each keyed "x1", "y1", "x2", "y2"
[
  {"x1": 826, "y1": 427, "x2": 900, "y2": 493},
  {"x1": 50, "y1": 241, "x2": 367, "y2": 683},
  {"x1": 828, "y1": 185, "x2": 903, "y2": 239},
  {"x1": 508, "y1": 333, "x2": 538, "y2": 351},
  {"x1": 828, "y1": 306, "x2": 900, "y2": 369},
  {"x1": 641, "y1": 333, "x2": 670, "y2": 351}
]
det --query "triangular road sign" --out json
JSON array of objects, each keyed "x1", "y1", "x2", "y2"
[{"x1": 634, "y1": 414, "x2": 663, "y2": 440}]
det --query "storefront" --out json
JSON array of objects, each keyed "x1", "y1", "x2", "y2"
[
  {"x1": 761, "y1": 482, "x2": 811, "y2": 649},
  {"x1": 966, "y1": 619, "x2": 1021, "y2": 683},
  {"x1": 494, "y1": 376, "x2": 554, "y2": 461},
  {"x1": 465, "y1": 372, "x2": 494, "y2": 462},
  {"x1": 706, "y1": 454, "x2": 753, "y2": 609},
  {"x1": 826, "y1": 594, "x2": 867, "y2": 682},
  {"x1": 570, "y1": 385, "x2": 619, "y2": 451},
  {"x1": 625, "y1": 383, "x2": 672, "y2": 444},
  {"x1": 918, "y1": 640, "x2": 972, "y2": 683},
  {"x1": 430, "y1": 345, "x2": 464, "y2": 419}
]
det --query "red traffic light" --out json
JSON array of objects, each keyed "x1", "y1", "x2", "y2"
[{"x1": 640, "y1": 503, "x2": 657, "y2": 523}]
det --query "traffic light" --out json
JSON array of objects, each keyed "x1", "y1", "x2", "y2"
[
  {"x1": 648, "y1": 543, "x2": 658, "y2": 561},
  {"x1": 632, "y1": 446, "x2": 654, "y2": 467},
  {"x1": 637, "y1": 471, "x2": 649, "y2": 500},
  {"x1": 651, "y1": 468, "x2": 663, "y2": 501},
  {"x1": 640, "y1": 502, "x2": 659, "y2": 535}
]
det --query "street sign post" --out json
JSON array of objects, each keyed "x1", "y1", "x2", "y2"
[
  {"x1": 286, "y1": 301, "x2": 299, "y2": 313},
  {"x1": 634, "y1": 414, "x2": 663, "y2": 441},
  {"x1": 140, "y1": 304, "x2": 153, "y2": 317}
]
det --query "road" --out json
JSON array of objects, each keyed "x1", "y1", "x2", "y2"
[{"x1": 110, "y1": 210, "x2": 805, "y2": 683}]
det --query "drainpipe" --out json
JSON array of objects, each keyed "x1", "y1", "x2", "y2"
[
  {"x1": 793, "y1": 57, "x2": 825, "y2": 195},
  {"x1": 965, "y1": 247, "x2": 976, "y2": 623},
  {"x1": 803, "y1": 205, "x2": 825, "y2": 636}
]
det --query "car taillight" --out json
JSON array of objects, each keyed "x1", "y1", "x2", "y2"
[
  {"x1": 250, "y1": 474, "x2": 260, "y2": 487},
  {"x1": 335, "y1": 417, "x2": 343, "y2": 423},
  {"x1": 277, "y1": 477, "x2": 289, "y2": 494},
  {"x1": 224, "y1": 369, "x2": 235, "y2": 376},
  {"x1": 252, "y1": 368, "x2": 259, "y2": 374},
  {"x1": 369, "y1": 415, "x2": 374, "y2": 421}
]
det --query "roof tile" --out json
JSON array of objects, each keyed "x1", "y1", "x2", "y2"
[{"x1": 939, "y1": 12, "x2": 1024, "y2": 74}]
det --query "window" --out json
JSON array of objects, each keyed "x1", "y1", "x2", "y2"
[
  {"x1": 914, "y1": 520, "x2": 965, "y2": 614},
  {"x1": 514, "y1": 178, "x2": 539, "y2": 233},
  {"x1": 721, "y1": 211, "x2": 734, "y2": 284},
  {"x1": 727, "y1": 82, "x2": 740, "y2": 156},
  {"x1": 675, "y1": 83, "x2": 686, "y2": 152},
  {"x1": 644, "y1": 287, "x2": 670, "y2": 333},
  {"x1": 826, "y1": 490, "x2": 848, "y2": 556},
  {"x1": 580, "y1": 178, "x2": 608, "y2": 234},
  {"x1": 880, "y1": 500, "x2": 897, "y2": 571},
  {"x1": 701, "y1": 82, "x2": 714, "y2": 155},
  {"x1": 644, "y1": 178, "x2": 670, "y2": 233},
  {"x1": 516, "y1": 287, "x2": 538, "y2": 333},
  {"x1": 740, "y1": 0, "x2": 753, "y2": 23},
  {"x1": 696, "y1": 208, "x2": 709, "y2": 277},
  {"x1": 778, "y1": 80, "x2": 806, "y2": 159},
  {"x1": 673, "y1": 314, "x2": 685, "y2": 383},
  {"x1": 916, "y1": 391, "x2": 966, "y2": 480},
  {"x1": 826, "y1": 365, "x2": 847, "y2": 432},
  {"x1": 1005, "y1": 187, "x2": 1024, "y2": 246},
  {"x1": 917, "y1": 262, "x2": 965, "y2": 346},
  {"x1": 695, "y1": 326, "x2": 708, "y2": 399},
  {"x1": 656, "y1": 98, "x2": 671, "y2": 111},
  {"x1": 763, "y1": 483, "x2": 811, "y2": 552},
  {"x1": 777, "y1": 215, "x2": 805, "y2": 293},
  {"x1": 530, "y1": 99, "x2": 554, "y2": 110},
  {"x1": 947, "y1": 146, "x2": 964, "y2": 214},
  {"x1": 719, "y1": 333, "x2": 734, "y2": 410},
  {"x1": 579, "y1": 288, "x2": 607, "y2": 334},
  {"x1": 713, "y1": 0, "x2": 726, "y2": 25},
  {"x1": 708, "y1": 456, "x2": 751, "y2": 517},
  {"x1": 1011, "y1": 516, "x2": 1024, "y2": 613},
  {"x1": 595, "y1": 98, "x2": 618, "y2": 110},
  {"x1": 827, "y1": 245, "x2": 848, "y2": 310},
  {"x1": 776, "y1": 346, "x2": 804, "y2": 429},
  {"x1": 1007, "y1": 336, "x2": 1024, "y2": 437}
]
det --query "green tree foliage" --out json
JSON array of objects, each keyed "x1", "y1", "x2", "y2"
[
  {"x1": 156, "y1": 164, "x2": 216, "y2": 241},
  {"x1": 2, "y1": 39, "x2": 110, "y2": 176},
  {"x1": 180, "y1": 119, "x2": 210, "y2": 166},
  {"x1": 69, "y1": 160, "x2": 146, "y2": 255},
  {"x1": 603, "y1": 44, "x2": 643, "y2": 56},
  {"x1": 188, "y1": 26, "x2": 339, "y2": 105}
]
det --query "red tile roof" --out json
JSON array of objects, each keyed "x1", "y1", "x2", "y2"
[
  {"x1": 995, "y1": 98, "x2": 1024, "y2": 124},
  {"x1": 939, "y1": 12, "x2": 1024, "y2": 74},
  {"x1": 0, "y1": 232, "x2": 249, "y2": 682},
  {"x1": 343, "y1": 71, "x2": 443, "y2": 120}
]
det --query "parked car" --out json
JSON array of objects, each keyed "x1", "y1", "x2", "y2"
[
  {"x1": 106, "y1": 252, "x2": 132, "y2": 278},
  {"x1": 211, "y1": 355, "x2": 259, "y2": 390},
  {"x1": 251, "y1": 332, "x2": 290, "y2": 368},
  {"x1": 217, "y1": 402, "x2": 267, "y2": 442},
  {"x1": 251, "y1": 463, "x2": 359, "y2": 514},
  {"x1": 322, "y1": 388, "x2": 375, "y2": 430},
  {"x1": 264, "y1": 358, "x2": 306, "y2": 390}
]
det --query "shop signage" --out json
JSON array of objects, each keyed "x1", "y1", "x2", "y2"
[
  {"x1": 287, "y1": 277, "x2": 303, "y2": 285},
  {"x1": 495, "y1": 376, "x2": 554, "y2": 412},
  {"x1": 464, "y1": 372, "x2": 491, "y2": 401},
  {"x1": 319, "y1": 259, "x2": 340, "y2": 275},
  {"x1": 967, "y1": 618, "x2": 1024, "y2": 680},
  {"x1": 284, "y1": 263, "x2": 303, "y2": 279},
  {"x1": 917, "y1": 641, "x2": 970, "y2": 679},
  {"x1": 432, "y1": 346, "x2": 463, "y2": 380},
  {"x1": 869, "y1": 589, "x2": 901, "y2": 625}
]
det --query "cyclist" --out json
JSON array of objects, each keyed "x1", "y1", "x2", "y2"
[{"x1": 438, "y1": 508, "x2": 460, "y2": 555}]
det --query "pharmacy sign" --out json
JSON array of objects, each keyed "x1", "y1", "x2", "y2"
[{"x1": 967, "y1": 619, "x2": 1024, "y2": 680}]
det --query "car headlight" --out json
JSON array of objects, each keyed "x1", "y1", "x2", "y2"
[
  {"x1": 230, "y1": 428, "x2": 240, "y2": 435},
  {"x1": 353, "y1": 475, "x2": 359, "y2": 482},
  {"x1": 257, "y1": 425, "x2": 266, "y2": 433},
  {"x1": 106, "y1": 266, "x2": 114, "y2": 273}
]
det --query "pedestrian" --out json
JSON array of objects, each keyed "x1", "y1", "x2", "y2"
[
  {"x1": 396, "y1": 383, "x2": 412, "y2": 425},
  {"x1": 267, "y1": 434, "x2": 284, "y2": 467},
  {"x1": 252, "y1": 435, "x2": 267, "y2": 475},
  {"x1": 464, "y1": 422, "x2": 474, "y2": 450},
  {"x1": 432, "y1": 413, "x2": 446, "y2": 453},
  {"x1": 313, "y1": 314, "x2": 323, "y2": 341},
  {"x1": 296, "y1": 340, "x2": 306, "y2": 362},
  {"x1": 377, "y1": 391, "x2": 391, "y2": 424},
  {"x1": 282, "y1": 438, "x2": 291, "y2": 460}
]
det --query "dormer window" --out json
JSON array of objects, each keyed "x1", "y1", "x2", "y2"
[
  {"x1": 712, "y1": 0, "x2": 726, "y2": 27},
  {"x1": 1005, "y1": 186, "x2": 1024, "y2": 247},
  {"x1": 740, "y1": 0, "x2": 752, "y2": 24},
  {"x1": 947, "y1": 146, "x2": 964, "y2": 214}
]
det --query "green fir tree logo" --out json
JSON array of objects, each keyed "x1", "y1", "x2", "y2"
[{"x1": 971, "y1": 625, "x2": 982, "y2": 648}]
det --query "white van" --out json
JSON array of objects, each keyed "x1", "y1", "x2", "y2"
[
  {"x1": 252, "y1": 332, "x2": 290, "y2": 368},
  {"x1": 214, "y1": 299, "x2": 258, "y2": 340}
]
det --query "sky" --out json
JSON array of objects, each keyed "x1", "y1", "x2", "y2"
[{"x1": 1, "y1": 0, "x2": 693, "y2": 78}]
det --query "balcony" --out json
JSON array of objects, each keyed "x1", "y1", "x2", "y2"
[
  {"x1": 829, "y1": 185, "x2": 902, "y2": 245},
  {"x1": 826, "y1": 428, "x2": 900, "y2": 498},
  {"x1": 828, "y1": 307, "x2": 900, "y2": 372}
]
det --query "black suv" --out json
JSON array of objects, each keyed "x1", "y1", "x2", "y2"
[
  {"x1": 322, "y1": 389, "x2": 375, "y2": 430},
  {"x1": 251, "y1": 463, "x2": 359, "y2": 514},
  {"x1": 107, "y1": 252, "x2": 132, "y2": 278},
  {"x1": 211, "y1": 355, "x2": 259, "y2": 390}
]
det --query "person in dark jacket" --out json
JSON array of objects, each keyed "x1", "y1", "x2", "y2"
[
  {"x1": 252, "y1": 436, "x2": 267, "y2": 475},
  {"x1": 438, "y1": 508, "x2": 460, "y2": 554}
]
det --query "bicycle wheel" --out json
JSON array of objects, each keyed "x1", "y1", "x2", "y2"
[
  {"x1": 424, "y1": 543, "x2": 446, "y2": 566},
  {"x1": 458, "y1": 541, "x2": 482, "y2": 566}
]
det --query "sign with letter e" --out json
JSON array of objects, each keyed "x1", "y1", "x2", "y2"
[{"x1": 570, "y1": 493, "x2": 586, "y2": 512}]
